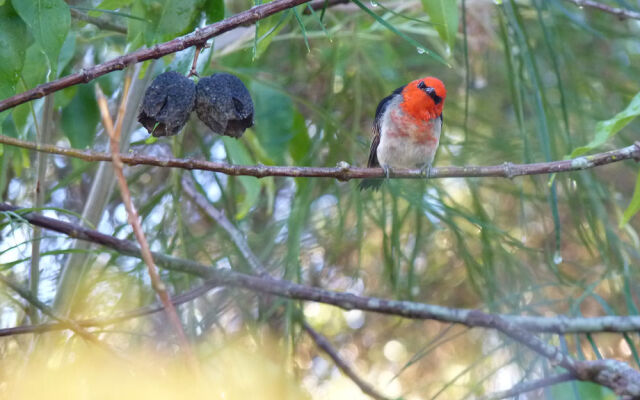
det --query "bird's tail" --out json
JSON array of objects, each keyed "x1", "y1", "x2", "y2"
[{"x1": 358, "y1": 178, "x2": 384, "y2": 191}]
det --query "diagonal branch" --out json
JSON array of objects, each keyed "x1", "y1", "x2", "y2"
[
  {"x1": 0, "y1": 134, "x2": 638, "y2": 181},
  {"x1": 1, "y1": 205, "x2": 640, "y2": 395},
  {"x1": 2, "y1": 203, "x2": 640, "y2": 334},
  {"x1": 563, "y1": 0, "x2": 640, "y2": 20},
  {"x1": 0, "y1": 0, "x2": 314, "y2": 112},
  {"x1": 483, "y1": 373, "x2": 575, "y2": 400}
]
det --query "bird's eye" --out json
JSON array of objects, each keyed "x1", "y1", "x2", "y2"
[{"x1": 417, "y1": 82, "x2": 442, "y2": 105}]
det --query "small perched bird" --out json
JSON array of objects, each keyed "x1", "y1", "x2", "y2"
[{"x1": 359, "y1": 77, "x2": 447, "y2": 190}]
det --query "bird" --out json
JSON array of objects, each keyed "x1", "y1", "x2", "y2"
[{"x1": 359, "y1": 77, "x2": 446, "y2": 190}]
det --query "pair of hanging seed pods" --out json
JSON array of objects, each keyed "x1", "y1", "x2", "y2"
[{"x1": 138, "y1": 71, "x2": 254, "y2": 138}]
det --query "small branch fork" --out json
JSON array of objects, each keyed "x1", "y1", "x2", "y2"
[
  {"x1": 2, "y1": 205, "x2": 640, "y2": 397},
  {"x1": 0, "y1": 0, "x2": 315, "y2": 112},
  {"x1": 563, "y1": 0, "x2": 640, "y2": 20},
  {"x1": 0, "y1": 134, "x2": 638, "y2": 181},
  {"x1": 94, "y1": 76, "x2": 199, "y2": 371}
]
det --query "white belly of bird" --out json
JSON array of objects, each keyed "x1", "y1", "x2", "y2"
[{"x1": 376, "y1": 107, "x2": 441, "y2": 170}]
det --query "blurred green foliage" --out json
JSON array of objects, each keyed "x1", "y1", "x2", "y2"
[{"x1": 0, "y1": 0, "x2": 639, "y2": 398}]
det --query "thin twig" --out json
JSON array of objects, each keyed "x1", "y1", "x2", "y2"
[
  {"x1": 302, "y1": 320, "x2": 392, "y2": 400},
  {"x1": 95, "y1": 78, "x2": 199, "y2": 371},
  {"x1": 182, "y1": 175, "x2": 389, "y2": 400},
  {"x1": 0, "y1": 134, "x2": 638, "y2": 181},
  {"x1": 0, "y1": 280, "x2": 220, "y2": 338},
  {"x1": 187, "y1": 43, "x2": 210, "y2": 78},
  {"x1": 69, "y1": 8, "x2": 127, "y2": 34},
  {"x1": 563, "y1": 0, "x2": 640, "y2": 20},
  {"x1": 483, "y1": 373, "x2": 575, "y2": 400},
  {"x1": 3, "y1": 203, "x2": 640, "y2": 335},
  {"x1": 0, "y1": 0, "x2": 315, "y2": 112},
  {"x1": 0, "y1": 274, "x2": 108, "y2": 349}
]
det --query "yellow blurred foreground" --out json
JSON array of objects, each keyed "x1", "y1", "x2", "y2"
[{"x1": 4, "y1": 338, "x2": 309, "y2": 400}]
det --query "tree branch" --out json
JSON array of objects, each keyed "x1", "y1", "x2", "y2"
[
  {"x1": 2, "y1": 204, "x2": 640, "y2": 395},
  {"x1": 2, "y1": 203, "x2": 640, "y2": 335},
  {"x1": 0, "y1": 0, "x2": 313, "y2": 112},
  {"x1": 0, "y1": 134, "x2": 638, "y2": 181},
  {"x1": 563, "y1": 0, "x2": 640, "y2": 20}
]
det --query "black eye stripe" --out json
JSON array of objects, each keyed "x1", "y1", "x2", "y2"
[{"x1": 417, "y1": 81, "x2": 442, "y2": 105}]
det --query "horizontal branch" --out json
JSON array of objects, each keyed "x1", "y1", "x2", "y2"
[
  {"x1": 563, "y1": 0, "x2": 640, "y2": 20},
  {"x1": 0, "y1": 0, "x2": 313, "y2": 112},
  {"x1": 0, "y1": 135, "x2": 638, "y2": 181},
  {"x1": 3, "y1": 203, "x2": 640, "y2": 334}
]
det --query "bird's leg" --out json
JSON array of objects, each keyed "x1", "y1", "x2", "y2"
[
  {"x1": 382, "y1": 164, "x2": 391, "y2": 180},
  {"x1": 420, "y1": 163, "x2": 433, "y2": 179}
]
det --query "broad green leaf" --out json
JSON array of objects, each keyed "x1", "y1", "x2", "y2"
[
  {"x1": 57, "y1": 32, "x2": 76, "y2": 77},
  {"x1": 130, "y1": 0, "x2": 203, "y2": 46},
  {"x1": 61, "y1": 85, "x2": 100, "y2": 149},
  {"x1": 569, "y1": 92, "x2": 640, "y2": 158},
  {"x1": 421, "y1": 0, "x2": 459, "y2": 51},
  {"x1": 0, "y1": 3, "x2": 29, "y2": 127},
  {"x1": 251, "y1": 81, "x2": 293, "y2": 164},
  {"x1": 12, "y1": 43, "x2": 48, "y2": 134},
  {"x1": 222, "y1": 137, "x2": 262, "y2": 220},
  {"x1": 621, "y1": 170, "x2": 640, "y2": 227},
  {"x1": 88, "y1": 0, "x2": 133, "y2": 17},
  {"x1": 204, "y1": 0, "x2": 224, "y2": 23},
  {"x1": 11, "y1": 0, "x2": 70, "y2": 77}
]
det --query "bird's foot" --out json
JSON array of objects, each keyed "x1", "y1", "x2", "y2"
[
  {"x1": 382, "y1": 165, "x2": 391, "y2": 180},
  {"x1": 420, "y1": 163, "x2": 433, "y2": 179}
]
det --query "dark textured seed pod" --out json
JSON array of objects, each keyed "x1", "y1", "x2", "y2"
[
  {"x1": 138, "y1": 71, "x2": 196, "y2": 137},
  {"x1": 195, "y1": 73, "x2": 254, "y2": 138}
]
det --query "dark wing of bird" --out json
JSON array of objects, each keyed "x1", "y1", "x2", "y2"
[{"x1": 366, "y1": 85, "x2": 405, "y2": 168}]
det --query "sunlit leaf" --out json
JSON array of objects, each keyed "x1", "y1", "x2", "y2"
[
  {"x1": 569, "y1": 92, "x2": 640, "y2": 158},
  {"x1": 251, "y1": 81, "x2": 293, "y2": 164},
  {"x1": 620, "y1": 170, "x2": 640, "y2": 227}
]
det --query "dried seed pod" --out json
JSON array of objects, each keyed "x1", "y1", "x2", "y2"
[
  {"x1": 195, "y1": 73, "x2": 254, "y2": 138},
  {"x1": 138, "y1": 71, "x2": 196, "y2": 137}
]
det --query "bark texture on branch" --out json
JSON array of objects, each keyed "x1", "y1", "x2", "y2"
[{"x1": 0, "y1": 135, "x2": 638, "y2": 181}]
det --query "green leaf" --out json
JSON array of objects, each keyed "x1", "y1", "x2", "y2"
[
  {"x1": 57, "y1": 31, "x2": 76, "y2": 76},
  {"x1": 222, "y1": 137, "x2": 262, "y2": 220},
  {"x1": 203, "y1": 0, "x2": 223, "y2": 23},
  {"x1": 253, "y1": 10, "x2": 292, "y2": 59},
  {"x1": 61, "y1": 85, "x2": 100, "y2": 149},
  {"x1": 0, "y1": 3, "x2": 28, "y2": 127},
  {"x1": 569, "y1": 92, "x2": 640, "y2": 158},
  {"x1": 251, "y1": 81, "x2": 293, "y2": 164},
  {"x1": 11, "y1": 0, "x2": 70, "y2": 77},
  {"x1": 421, "y1": 0, "x2": 459, "y2": 51},
  {"x1": 12, "y1": 42, "x2": 48, "y2": 134},
  {"x1": 130, "y1": 0, "x2": 203, "y2": 46},
  {"x1": 289, "y1": 111, "x2": 311, "y2": 165},
  {"x1": 620, "y1": 170, "x2": 640, "y2": 227},
  {"x1": 88, "y1": 0, "x2": 133, "y2": 17}
]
